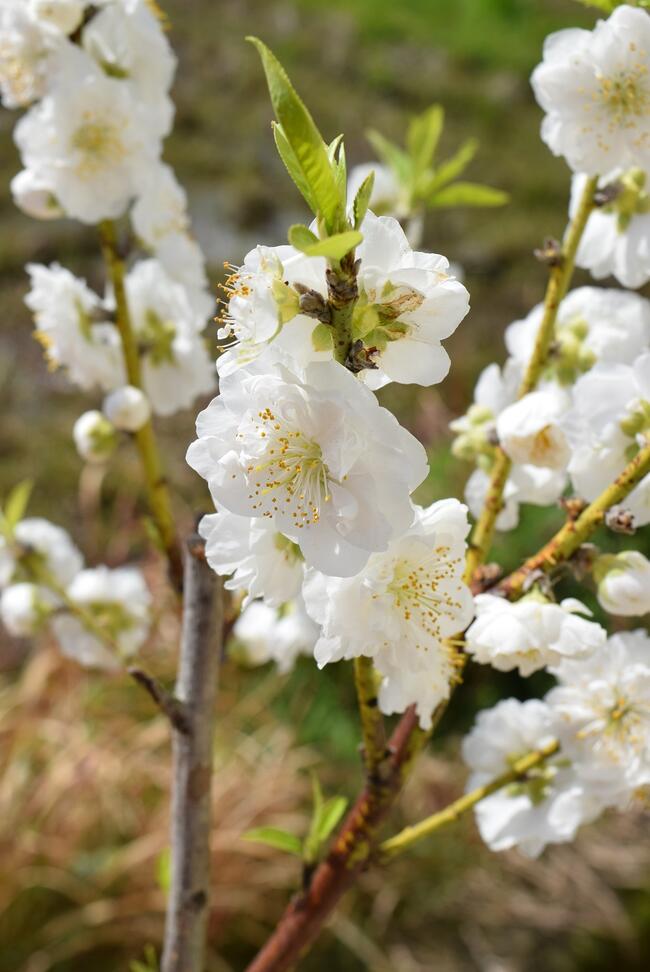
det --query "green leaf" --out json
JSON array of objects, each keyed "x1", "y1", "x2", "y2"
[
  {"x1": 288, "y1": 224, "x2": 319, "y2": 251},
  {"x1": 425, "y1": 138, "x2": 479, "y2": 195},
  {"x1": 430, "y1": 181, "x2": 509, "y2": 208},
  {"x1": 352, "y1": 171, "x2": 374, "y2": 229},
  {"x1": 248, "y1": 37, "x2": 342, "y2": 228},
  {"x1": 304, "y1": 772, "x2": 325, "y2": 863},
  {"x1": 273, "y1": 122, "x2": 317, "y2": 212},
  {"x1": 3, "y1": 480, "x2": 33, "y2": 529},
  {"x1": 315, "y1": 795, "x2": 348, "y2": 844},
  {"x1": 366, "y1": 129, "x2": 412, "y2": 185},
  {"x1": 311, "y1": 322, "x2": 334, "y2": 352},
  {"x1": 407, "y1": 105, "x2": 444, "y2": 175},
  {"x1": 574, "y1": 0, "x2": 617, "y2": 11},
  {"x1": 300, "y1": 230, "x2": 362, "y2": 261},
  {"x1": 243, "y1": 827, "x2": 303, "y2": 857}
]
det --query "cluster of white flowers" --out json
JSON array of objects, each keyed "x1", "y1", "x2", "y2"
[
  {"x1": 464, "y1": 629, "x2": 650, "y2": 858},
  {"x1": 0, "y1": 512, "x2": 151, "y2": 669},
  {"x1": 2, "y1": 0, "x2": 215, "y2": 463},
  {"x1": 188, "y1": 199, "x2": 473, "y2": 715},
  {"x1": 449, "y1": 5, "x2": 650, "y2": 858}
]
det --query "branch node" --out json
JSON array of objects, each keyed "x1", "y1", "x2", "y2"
[{"x1": 128, "y1": 667, "x2": 191, "y2": 734}]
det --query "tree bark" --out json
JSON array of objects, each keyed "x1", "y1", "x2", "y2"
[{"x1": 162, "y1": 535, "x2": 223, "y2": 972}]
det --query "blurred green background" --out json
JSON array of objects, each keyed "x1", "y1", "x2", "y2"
[{"x1": 2, "y1": 1, "x2": 650, "y2": 970}]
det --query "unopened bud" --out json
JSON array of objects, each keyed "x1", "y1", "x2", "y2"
[
  {"x1": 73, "y1": 411, "x2": 118, "y2": 464},
  {"x1": 103, "y1": 386, "x2": 151, "y2": 432}
]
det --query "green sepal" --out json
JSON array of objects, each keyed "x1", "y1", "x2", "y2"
[
  {"x1": 429, "y1": 181, "x2": 509, "y2": 208},
  {"x1": 311, "y1": 322, "x2": 334, "y2": 352},
  {"x1": 248, "y1": 37, "x2": 343, "y2": 229},
  {"x1": 288, "y1": 223, "x2": 319, "y2": 251},
  {"x1": 243, "y1": 826, "x2": 303, "y2": 857},
  {"x1": 297, "y1": 230, "x2": 363, "y2": 261}
]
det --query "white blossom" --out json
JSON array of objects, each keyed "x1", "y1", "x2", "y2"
[
  {"x1": 123, "y1": 259, "x2": 215, "y2": 415},
  {"x1": 11, "y1": 168, "x2": 63, "y2": 220},
  {"x1": 465, "y1": 463, "x2": 567, "y2": 534},
  {"x1": 0, "y1": 1, "x2": 64, "y2": 108},
  {"x1": 186, "y1": 356, "x2": 428, "y2": 576},
  {"x1": 103, "y1": 385, "x2": 151, "y2": 432},
  {"x1": 496, "y1": 386, "x2": 571, "y2": 470},
  {"x1": 303, "y1": 500, "x2": 473, "y2": 726},
  {"x1": 548, "y1": 630, "x2": 650, "y2": 798},
  {"x1": 29, "y1": 0, "x2": 84, "y2": 35},
  {"x1": 567, "y1": 354, "x2": 650, "y2": 525},
  {"x1": 73, "y1": 410, "x2": 118, "y2": 463},
  {"x1": 217, "y1": 213, "x2": 469, "y2": 388},
  {"x1": 198, "y1": 509, "x2": 304, "y2": 608},
  {"x1": 0, "y1": 517, "x2": 83, "y2": 588},
  {"x1": 531, "y1": 5, "x2": 650, "y2": 175},
  {"x1": 15, "y1": 49, "x2": 162, "y2": 224},
  {"x1": 82, "y1": 0, "x2": 176, "y2": 138},
  {"x1": 52, "y1": 565, "x2": 151, "y2": 669},
  {"x1": 463, "y1": 698, "x2": 604, "y2": 858},
  {"x1": 25, "y1": 262, "x2": 124, "y2": 391},
  {"x1": 0, "y1": 582, "x2": 57, "y2": 636},
  {"x1": 595, "y1": 550, "x2": 650, "y2": 617},
  {"x1": 465, "y1": 594, "x2": 606, "y2": 677},
  {"x1": 154, "y1": 231, "x2": 214, "y2": 322},
  {"x1": 232, "y1": 597, "x2": 318, "y2": 674},
  {"x1": 505, "y1": 287, "x2": 650, "y2": 378},
  {"x1": 131, "y1": 162, "x2": 189, "y2": 248},
  {"x1": 572, "y1": 169, "x2": 650, "y2": 289}
]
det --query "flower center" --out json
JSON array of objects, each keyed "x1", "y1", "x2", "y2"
[
  {"x1": 71, "y1": 116, "x2": 127, "y2": 176},
  {"x1": 596, "y1": 63, "x2": 650, "y2": 126},
  {"x1": 244, "y1": 408, "x2": 333, "y2": 528},
  {"x1": 387, "y1": 547, "x2": 464, "y2": 645}
]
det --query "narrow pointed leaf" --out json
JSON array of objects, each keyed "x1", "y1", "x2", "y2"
[
  {"x1": 407, "y1": 105, "x2": 444, "y2": 174},
  {"x1": 430, "y1": 182, "x2": 509, "y2": 208},
  {"x1": 4, "y1": 480, "x2": 33, "y2": 529},
  {"x1": 243, "y1": 827, "x2": 303, "y2": 857},
  {"x1": 426, "y1": 138, "x2": 479, "y2": 194},
  {"x1": 315, "y1": 795, "x2": 348, "y2": 843},
  {"x1": 273, "y1": 122, "x2": 316, "y2": 212},
  {"x1": 248, "y1": 37, "x2": 342, "y2": 226},
  {"x1": 366, "y1": 129, "x2": 412, "y2": 184},
  {"x1": 352, "y1": 170, "x2": 374, "y2": 229}
]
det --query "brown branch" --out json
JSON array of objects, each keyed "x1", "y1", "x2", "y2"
[
  {"x1": 161, "y1": 535, "x2": 223, "y2": 972},
  {"x1": 244, "y1": 708, "x2": 425, "y2": 972}
]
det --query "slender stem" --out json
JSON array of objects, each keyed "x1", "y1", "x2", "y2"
[
  {"x1": 244, "y1": 708, "x2": 426, "y2": 972},
  {"x1": 464, "y1": 174, "x2": 599, "y2": 582},
  {"x1": 498, "y1": 437, "x2": 650, "y2": 599},
  {"x1": 354, "y1": 657, "x2": 388, "y2": 781},
  {"x1": 162, "y1": 535, "x2": 223, "y2": 972},
  {"x1": 99, "y1": 220, "x2": 183, "y2": 591},
  {"x1": 326, "y1": 250, "x2": 359, "y2": 365},
  {"x1": 380, "y1": 738, "x2": 560, "y2": 859}
]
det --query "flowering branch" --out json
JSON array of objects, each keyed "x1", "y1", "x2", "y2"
[
  {"x1": 498, "y1": 437, "x2": 650, "y2": 599},
  {"x1": 161, "y1": 535, "x2": 223, "y2": 972},
  {"x1": 465, "y1": 174, "x2": 599, "y2": 581},
  {"x1": 99, "y1": 220, "x2": 183, "y2": 591},
  {"x1": 379, "y1": 738, "x2": 560, "y2": 859}
]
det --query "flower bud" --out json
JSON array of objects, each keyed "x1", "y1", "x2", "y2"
[
  {"x1": 28, "y1": 0, "x2": 85, "y2": 35},
  {"x1": 10, "y1": 170, "x2": 64, "y2": 221},
  {"x1": 0, "y1": 583, "x2": 57, "y2": 637},
  {"x1": 594, "y1": 551, "x2": 650, "y2": 617},
  {"x1": 103, "y1": 386, "x2": 151, "y2": 432},
  {"x1": 73, "y1": 411, "x2": 118, "y2": 464}
]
